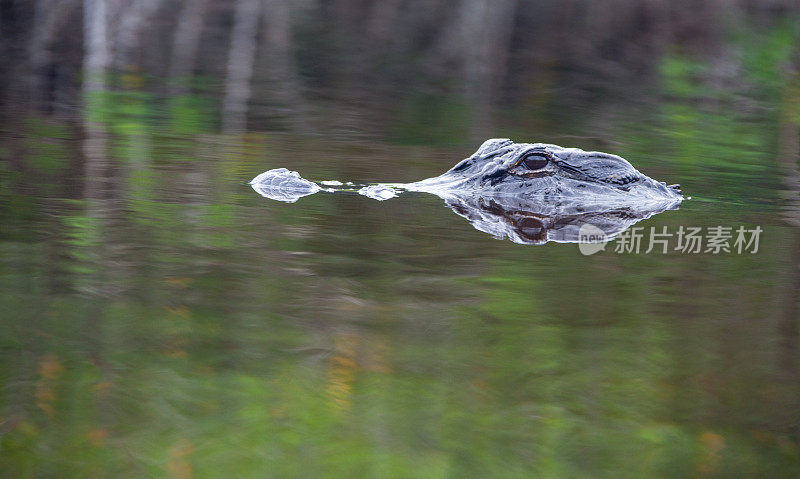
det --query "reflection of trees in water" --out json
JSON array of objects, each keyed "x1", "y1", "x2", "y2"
[
  {"x1": 3, "y1": 0, "x2": 799, "y2": 133},
  {"x1": 3, "y1": 131, "x2": 800, "y2": 473}
]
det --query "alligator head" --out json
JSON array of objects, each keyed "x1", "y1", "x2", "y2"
[{"x1": 406, "y1": 138, "x2": 683, "y2": 202}]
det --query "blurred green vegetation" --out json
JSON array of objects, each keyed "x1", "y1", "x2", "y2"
[
  {"x1": 1, "y1": 210, "x2": 799, "y2": 477},
  {"x1": 1, "y1": 20, "x2": 800, "y2": 479}
]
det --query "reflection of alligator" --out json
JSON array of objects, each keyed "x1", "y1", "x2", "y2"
[
  {"x1": 444, "y1": 195, "x2": 678, "y2": 245},
  {"x1": 250, "y1": 139, "x2": 683, "y2": 244}
]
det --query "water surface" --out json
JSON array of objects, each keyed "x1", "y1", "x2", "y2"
[{"x1": 2, "y1": 114, "x2": 799, "y2": 477}]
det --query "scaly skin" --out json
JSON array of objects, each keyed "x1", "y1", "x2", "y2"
[{"x1": 404, "y1": 139, "x2": 682, "y2": 203}]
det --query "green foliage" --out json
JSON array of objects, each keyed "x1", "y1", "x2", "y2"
[
  {"x1": 643, "y1": 20, "x2": 800, "y2": 202},
  {"x1": 660, "y1": 55, "x2": 711, "y2": 99},
  {"x1": 168, "y1": 94, "x2": 216, "y2": 136},
  {"x1": 739, "y1": 20, "x2": 800, "y2": 94}
]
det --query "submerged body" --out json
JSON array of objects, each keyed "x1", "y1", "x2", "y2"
[{"x1": 249, "y1": 139, "x2": 684, "y2": 244}]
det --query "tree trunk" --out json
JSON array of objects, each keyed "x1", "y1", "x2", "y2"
[
  {"x1": 28, "y1": 0, "x2": 80, "y2": 111},
  {"x1": 114, "y1": 0, "x2": 163, "y2": 71},
  {"x1": 222, "y1": 0, "x2": 262, "y2": 133},
  {"x1": 83, "y1": 0, "x2": 110, "y2": 201},
  {"x1": 169, "y1": 0, "x2": 210, "y2": 94},
  {"x1": 261, "y1": 0, "x2": 309, "y2": 131},
  {"x1": 435, "y1": 0, "x2": 518, "y2": 138}
]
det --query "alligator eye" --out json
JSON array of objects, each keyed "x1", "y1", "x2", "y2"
[{"x1": 519, "y1": 153, "x2": 549, "y2": 171}]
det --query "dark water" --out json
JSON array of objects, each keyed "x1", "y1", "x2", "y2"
[{"x1": 2, "y1": 109, "x2": 800, "y2": 477}]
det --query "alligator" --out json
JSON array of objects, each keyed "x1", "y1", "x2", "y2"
[{"x1": 250, "y1": 139, "x2": 683, "y2": 244}]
